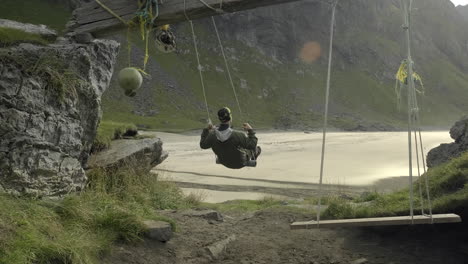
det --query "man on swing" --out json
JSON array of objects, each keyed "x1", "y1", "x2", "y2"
[{"x1": 200, "y1": 107, "x2": 261, "y2": 169}]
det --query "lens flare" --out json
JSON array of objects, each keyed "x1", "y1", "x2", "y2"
[{"x1": 299, "y1": 41, "x2": 322, "y2": 63}]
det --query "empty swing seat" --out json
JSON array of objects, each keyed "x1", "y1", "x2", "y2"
[{"x1": 290, "y1": 214, "x2": 462, "y2": 229}]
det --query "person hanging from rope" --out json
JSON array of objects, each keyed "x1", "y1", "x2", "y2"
[{"x1": 200, "y1": 107, "x2": 261, "y2": 169}]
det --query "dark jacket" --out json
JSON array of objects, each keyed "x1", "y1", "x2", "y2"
[{"x1": 200, "y1": 124, "x2": 258, "y2": 169}]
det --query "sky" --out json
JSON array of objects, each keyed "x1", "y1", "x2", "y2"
[{"x1": 451, "y1": 0, "x2": 468, "y2": 6}]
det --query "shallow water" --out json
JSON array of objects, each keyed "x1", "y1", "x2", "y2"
[{"x1": 151, "y1": 131, "x2": 452, "y2": 202}]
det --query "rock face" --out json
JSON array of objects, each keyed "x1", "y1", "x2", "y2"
[
  {"x1": 86, "y1": 138, "x2": 168, "y2": 171},
  {"x1": 427, "y1": 117, "x2": 468, "y2": 168},
  {"x1": 0, "y1": 21, "x2": 119, "y2": 196},
  {"x1": 457, "y1": 5, "x2": 468, "y2": 21}
]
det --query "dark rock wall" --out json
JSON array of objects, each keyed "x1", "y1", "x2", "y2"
[{"x1": 427, "y1": 117, "x2": 468, "y2": 168}]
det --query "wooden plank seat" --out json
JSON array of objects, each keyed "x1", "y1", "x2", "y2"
[{"x1": 290, "y1": 214, "x2": 462, "y2": 229}]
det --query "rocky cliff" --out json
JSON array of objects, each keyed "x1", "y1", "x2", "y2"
[
  {"x1": 0, "y1": 21, "x2": 119, "y2": 196},
  {"x1": 458, "y1": 5, "x2": 468, "y2": 20},
  {"x1": 427, "y1": 116, "x2": 468, "y2": 168}
]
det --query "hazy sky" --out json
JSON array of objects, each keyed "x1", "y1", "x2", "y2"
[{"x1": 451, "y1": 0, "x2": 468, "y2": 6}]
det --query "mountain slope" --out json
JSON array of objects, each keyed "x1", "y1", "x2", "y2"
[
  {"x1": 101, "y1": 0, "x2": 468, "y2": 131},
  {"x1": 3, "y1": 0, "x2": 468, "y2": 131},
  {"x1": 458, "y1": 4, "x2": 468, "y2": 20}
]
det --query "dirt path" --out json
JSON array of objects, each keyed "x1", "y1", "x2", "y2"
[{"x1": 102, "y1": 208, "x2": 467, "y2": 264}]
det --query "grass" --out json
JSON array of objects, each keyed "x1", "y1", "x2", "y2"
[
  {"x1": 0, "y1": 166, "x2": 198, "y2": 264},
  {"x1": 0, "y1": 27, "x2": 50, "y2": 47},
  {"x1": 0, "y1": 0, "x2": 71, "y2": 32},
  {"x1": 321, "y1": 152, "x2": 468, "y2": 220},
  {"x1": 92, "y1": 121, "x2": 138, "y2": 152}
]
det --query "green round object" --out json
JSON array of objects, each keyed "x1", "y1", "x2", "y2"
[{"x1": 119, "y1": 67, "x2": 143, "y2": 97}]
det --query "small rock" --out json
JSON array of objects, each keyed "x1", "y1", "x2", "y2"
[
  {"x1": 185, "y1": 210, "x2": 224, "y2": 222},
  {"x1": 143, "y1": 220, "x2": 173, "y2": 242},
  {"x1": 205, "y1": 235, "x2": 236, "y2": 259},
  {"x1": 351, "y1": 258, "x2": 368, "y2": 264},
  {"x1": 74, "y1": 32, "x2": 94, "y2": 44}
]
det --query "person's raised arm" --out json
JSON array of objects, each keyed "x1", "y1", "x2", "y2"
[
  {"x1": 240, "y1": 123, "x2": 257, "y2": 150},
  {"x1": 200, "y1": 124, "x2": 215, "y2": 149}
]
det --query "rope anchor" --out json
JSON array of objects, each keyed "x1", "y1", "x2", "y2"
[
  {"x1": 95, "y1": 0, "x2": 178, "y2": 97},
  {"x1": 154, "y1": 25, "x2": 177, "y2": 53}
]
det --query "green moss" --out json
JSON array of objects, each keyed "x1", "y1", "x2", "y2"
[
  {"x1": 0, "y1": 0, "x2": 71, "y2": 32},
  {"x1": 0, "y1": 27, "x2": 50, "y2": 46}
]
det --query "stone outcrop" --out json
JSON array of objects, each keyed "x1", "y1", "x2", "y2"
[
  {"x1": 86, "y1": 138, "x2": 168, "y2": 171},
  {"x1": 0, "y1": 21, "x2": 119, "y2": 196},
  {"x1": 143, "y1": 220, "x2": 173, "y2": 242},
  {"x1": 457, "y1": 5, "x2": 468, "y2": 21},
  {"x1": 427, "y1": 117, "x2": 468, "y2": 168}
]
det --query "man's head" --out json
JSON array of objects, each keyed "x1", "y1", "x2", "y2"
[{"x1": 217, "y1": 107, "x2": 232, "y2": 124}]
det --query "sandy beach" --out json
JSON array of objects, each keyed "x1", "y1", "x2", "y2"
[{"x1": 150, "y1": 130, "x2": 452, "y2": 202}]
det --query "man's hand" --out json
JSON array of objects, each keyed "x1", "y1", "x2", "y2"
[{"x1": 243, "y1": 123, "x2": 253, "y2": 131}]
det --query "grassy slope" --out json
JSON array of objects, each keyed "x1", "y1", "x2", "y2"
[
  {"x1": 322, "y1": 152, "x2": 468, "y2": 220},
  {"x1": 1, "y1": 0, "x2": 466, "y2": 131},
  {"x1": 102, "y1": 20, "x2": 468, "y2": 131},
  {"x1": 0, "y1": 167, "x2": 199, "y2": 264},
  {"x1": 0, "y1": 27, "x2": 50, "y2": 46},
  {"x1": 0, "y1": 0, "x2": 71, "y2": 32}
]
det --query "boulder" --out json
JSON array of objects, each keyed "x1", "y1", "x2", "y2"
[
  {"x1": 86, "y1": 138, "x2": 168, "y2": 171},
  {"x1": 0, "y1": 21, "x2": 119, "y2": 196},
  {"x1": 143, "y1": 220, "x2": 173, "y2": 242},
  {"x1": 205, "y1": 235, "x2": 237, "y2": 260},
  {"x1": 427, "y1": 117, "x2": 468, "y2": 168},
  {"x1": 0, "y1": 19, "x2": 57, "y2": 41},
  {"x1": 184, "y1": 210, "x2": 224, "y2": 222}
]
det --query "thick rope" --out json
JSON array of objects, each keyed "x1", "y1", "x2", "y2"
[
  {"x1": 418, "y1": 127, "x2": 433, "y2": 222},
  {"x1": 409, "y1": 65, "x2": 434, "y2": 221},
  {"x1": 95, "y1": 0, "x2": 152, "y2": 74},
  {"x1": 316, "y1": 0, "x2": 338, "y2": 227},
  {"x1": 95, "y1": 0, "x2": 130, "y2": 25},
  {"x1": 184, "y1": 0, "x2": 212, "y2": 124},
  {"x1": 211, "y1": 16, "x2": 244, "y2": 121},
  {"x1": 413, "y1": 119, "x2": 425, "y2": 214},
  {"x1": 402, "y1": 0, "x2": 415, "y2": 223},
  {"x1": 199, "y1": 0, "x2": 224, "y2": 13}
]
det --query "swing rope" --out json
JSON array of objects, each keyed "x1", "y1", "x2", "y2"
[
  {"x1": 315, "y1": 0, "x2": 434, "y2": 228},
  {"x1": 316, "y1": 0, "x2": 338, "y2": 227},
  {"x1": 401, "y1": 0, "x2": 433, "y2": 223},
  {"x1": 211, "y1": 16, "x2": 244, "y2": 121},
  {"x1": 185, "y1": 0, "x2": 212, "y2": 124},
  {"x1": 408, "y1": 57, "x2": 434, "y2": 221},
  {"x1": 401, "y1": 0, "x2": 415, "y2": 223},
  {"x1": 94, "y1": 0, "x2": 157, "y2": 74}
]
